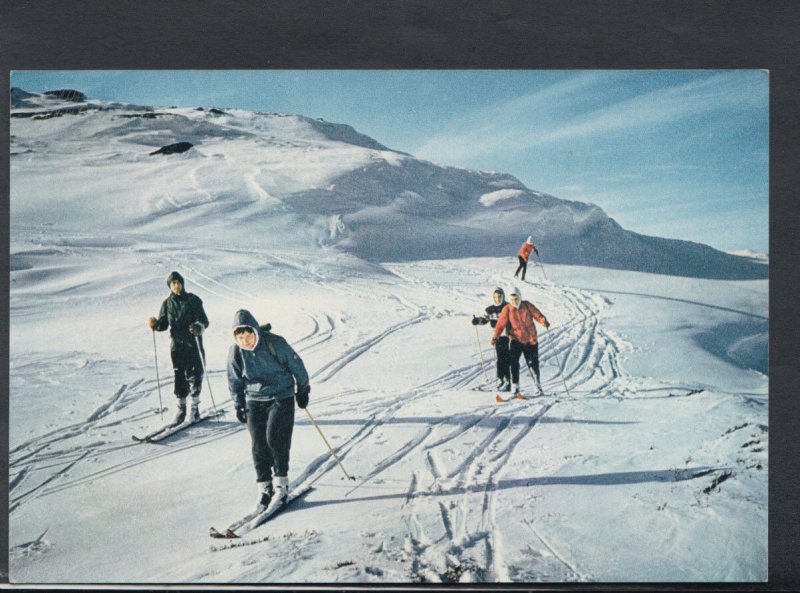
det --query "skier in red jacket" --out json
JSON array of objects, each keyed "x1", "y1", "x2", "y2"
[
  {"x1": 514, "y1": 236, "x2": 538, "y2": 281},
  {"x1": 490, "y1": 286, "x2": 550, "y2": 396}
]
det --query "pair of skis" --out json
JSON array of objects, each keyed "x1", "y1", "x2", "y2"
[
  {"x1": 496, "y1": 392, "x2": 528, "y2": 403},
  {"x1": 132, "y1": 408, "x2": 225, "y2": 443},
  {"x1": 209, "y1": 485, "x2": 313, "y2": 539},
  {"x1": 495, "y1": 386, "x2": 546, "y2": 402}
]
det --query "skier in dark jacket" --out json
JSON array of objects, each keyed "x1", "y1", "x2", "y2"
[
  {"x1": 227, "y1": 309, "x2": 310, "y2": 513},
  {"x1": 147, "y1": 271, "x2": 209, "y2": 424},
  {"x1": 472, "y1": 287, "x2": 512, "y2": 391}
]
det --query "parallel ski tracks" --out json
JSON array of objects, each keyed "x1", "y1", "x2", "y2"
[{"x1": 10, "y1": 258, "x2": 638, "y2": 582}]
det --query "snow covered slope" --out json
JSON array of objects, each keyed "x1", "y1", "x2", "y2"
[
  {"x1": 8, "y1": 237, "x2": 767, "y2": 584},
  {"x1": 10, "y1": 88, "x2": 767, "y2": 279},
  {"x1": 8, "y1": 88, "x2": 768, "y2": 585}
]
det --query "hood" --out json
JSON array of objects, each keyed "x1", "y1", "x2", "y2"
[
  {"x1": 232, "y1": 309, "x2": 261, "y2": 349},
  {"x1": 492, "y1": 286, "x2": 506, "y2": 304},
  {"x1": 167, "y1": 271, "x2": 185, "y2": 290},
  {"x1": 509, "y1": 286, "x2": 522, "y2": 308}
]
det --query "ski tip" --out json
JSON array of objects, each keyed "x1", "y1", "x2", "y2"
[
  {"x1": 495, "y1": 394, "x2": 505, "y2": 403},
  {"x1": 517, "y1": 393, "x2": 525, "y2": 400},
  {"x1": 209, "y1": 527, "x2": 238, "y2": 539}
]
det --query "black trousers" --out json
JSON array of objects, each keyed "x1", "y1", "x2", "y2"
[
  {"x1": 509, "y1": 340, "x2": 540, "y2": 384},
  {"x1": 170, "y1": 345, "x2": 203, "y2": 400},
  {"x1": 247, "y1": 397, "x2": 295, "y2": 482},
  {"x1": 514, "y1": 255, "x2": 528, "y2": 280},
  {"x1": 494, "y1": 336, "x2": 511, "y2": 381}
]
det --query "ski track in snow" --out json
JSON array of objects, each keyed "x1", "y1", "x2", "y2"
[{"x1": 8, "y1": 254, "x2": 762, "y2": 584}]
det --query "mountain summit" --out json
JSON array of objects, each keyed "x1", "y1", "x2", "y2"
[{"x1": 10, "y1": 88, "x2": 766, "y2": 280}]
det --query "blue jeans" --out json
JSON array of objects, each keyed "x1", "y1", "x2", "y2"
[{"x1": 246, "y1": 397, "x2": 295, "y2": 482}]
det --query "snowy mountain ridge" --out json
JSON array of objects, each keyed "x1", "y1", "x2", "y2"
[{"x1": 10, "y1": 87, "x2": 766, "y2": 279}]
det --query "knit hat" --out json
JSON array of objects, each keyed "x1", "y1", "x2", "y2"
[
  {"x1": 167, "y1": 271, "x2": 185, "y2": 288},
  {"x1": 509, "y1": 286, "x2": 522, "y2": 299},
  {"x1": 526, "y1": 236, "x2": 534, "y2": 245}
]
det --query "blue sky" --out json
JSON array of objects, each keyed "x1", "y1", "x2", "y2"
[{"x1": 11, "y1": 70, "x2": 768, "y2": 253}]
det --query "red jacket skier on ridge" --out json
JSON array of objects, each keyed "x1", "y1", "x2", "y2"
[{"x1": 514, "y1": 236, "x2": 538, "y2": 281}]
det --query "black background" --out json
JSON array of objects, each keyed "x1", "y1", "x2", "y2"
[{"x1": 1, "y1": 1, "x2": 797, "y2": 590}]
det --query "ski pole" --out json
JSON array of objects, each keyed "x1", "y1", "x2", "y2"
[
  {"x1": 304, "y1": 407, "x2": 355, "y2": 481},
  {"x1": 545, "y1": 327, "x2": 572, "y2": 398},
  {"x1": 473, "y1": 324, "x2": 490, "y2": 383},
  {"x1": 194, "y1": 335, "x2": 220, "y2": 421},
  {"x1": 525, "y1": 356, "x2": 543, "y2": 393},
  {"x1": 152, "y1": 330, "x2": 164, "y2": 421},
  {"x1": 535, "y1": 253, "x2": 549, "y2": 282}
]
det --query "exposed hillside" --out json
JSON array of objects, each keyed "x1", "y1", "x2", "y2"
[{"x1": 10, "y1": 88, "x2": 767, "y2": 279}]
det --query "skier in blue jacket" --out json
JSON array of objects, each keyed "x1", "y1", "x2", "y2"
[{"x1": 227, "y1": 309, "x2": 310, "y2": 514}]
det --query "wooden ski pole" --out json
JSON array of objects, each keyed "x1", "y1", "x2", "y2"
[
  {"x1": 194, "y1": 334, "x2": 220, "y2": 422},
  {"x1": 152, "y1": 330, "x2": 164, "y2": 421},
  {"x1": 304, "y1": 407, "x2": 355, "y2": 480},
  {"x1": 474, "y1": 323, "x2": 490, "y2": 383}
]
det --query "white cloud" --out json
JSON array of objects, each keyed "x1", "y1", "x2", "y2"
[{"x1": 416, "y1": 71, "x2": 767, "y2": 165}]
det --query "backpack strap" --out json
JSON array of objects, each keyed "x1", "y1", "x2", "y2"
[
  {"x1": 261, "y1": 330, "x2": 289, "y2": 371},
  {"x1": 265, "y1": 334, "x2": 278, "y2": 359}
]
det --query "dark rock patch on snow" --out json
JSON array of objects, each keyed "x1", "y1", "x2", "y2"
[
  {"x1": 44, "y1": 89, "x2": 87, "y2": 102},
  {"x1": 149, "y1": 142, "x2": 194, "y2": 156}
]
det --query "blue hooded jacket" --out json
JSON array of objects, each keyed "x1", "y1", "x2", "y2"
[{"x1": 227, "y1": 309, "x2": 309, "y2": 407}]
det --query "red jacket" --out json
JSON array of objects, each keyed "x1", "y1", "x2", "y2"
[
  {"x1": 518, "y1": 242, "x2": 535, "y2": 261},
  {"x1": 493, "y1": 301, "x2": 549, "y2": 345}
]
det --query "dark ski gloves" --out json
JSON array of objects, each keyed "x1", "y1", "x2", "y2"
[
  {"x1": 236, "y1": 406, "x2": 248, "y2": 424},
  {"x1": 472, "y1": 316, "x2": 488, "y2": 325},
  {"x1": 189, "y1": 322, "x2": 205, "y2": 335},
  {"x1": 295, "y1": 384, "x2": 310, "y2": 409}
]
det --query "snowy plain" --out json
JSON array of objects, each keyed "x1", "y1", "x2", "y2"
[{"x1": 8, "y1": 91, "x2": 768, "y2": 585}]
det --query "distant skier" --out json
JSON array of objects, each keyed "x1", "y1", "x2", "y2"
[
  {"x1": 147, "y1": 271, "x2": 209, "y2": 424},
  {"x1": 472, "y1": 287, "x2": 512, "y2": 391},
  {"x1": 513, "y1": 236, "x2": 539, "y2": 281},
  {"x1": 227, "y1": 309, "x2": 310, "y2": 515},
  {"x1": 490, "y1": 286, "x2": 550, "y2": 396}
]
